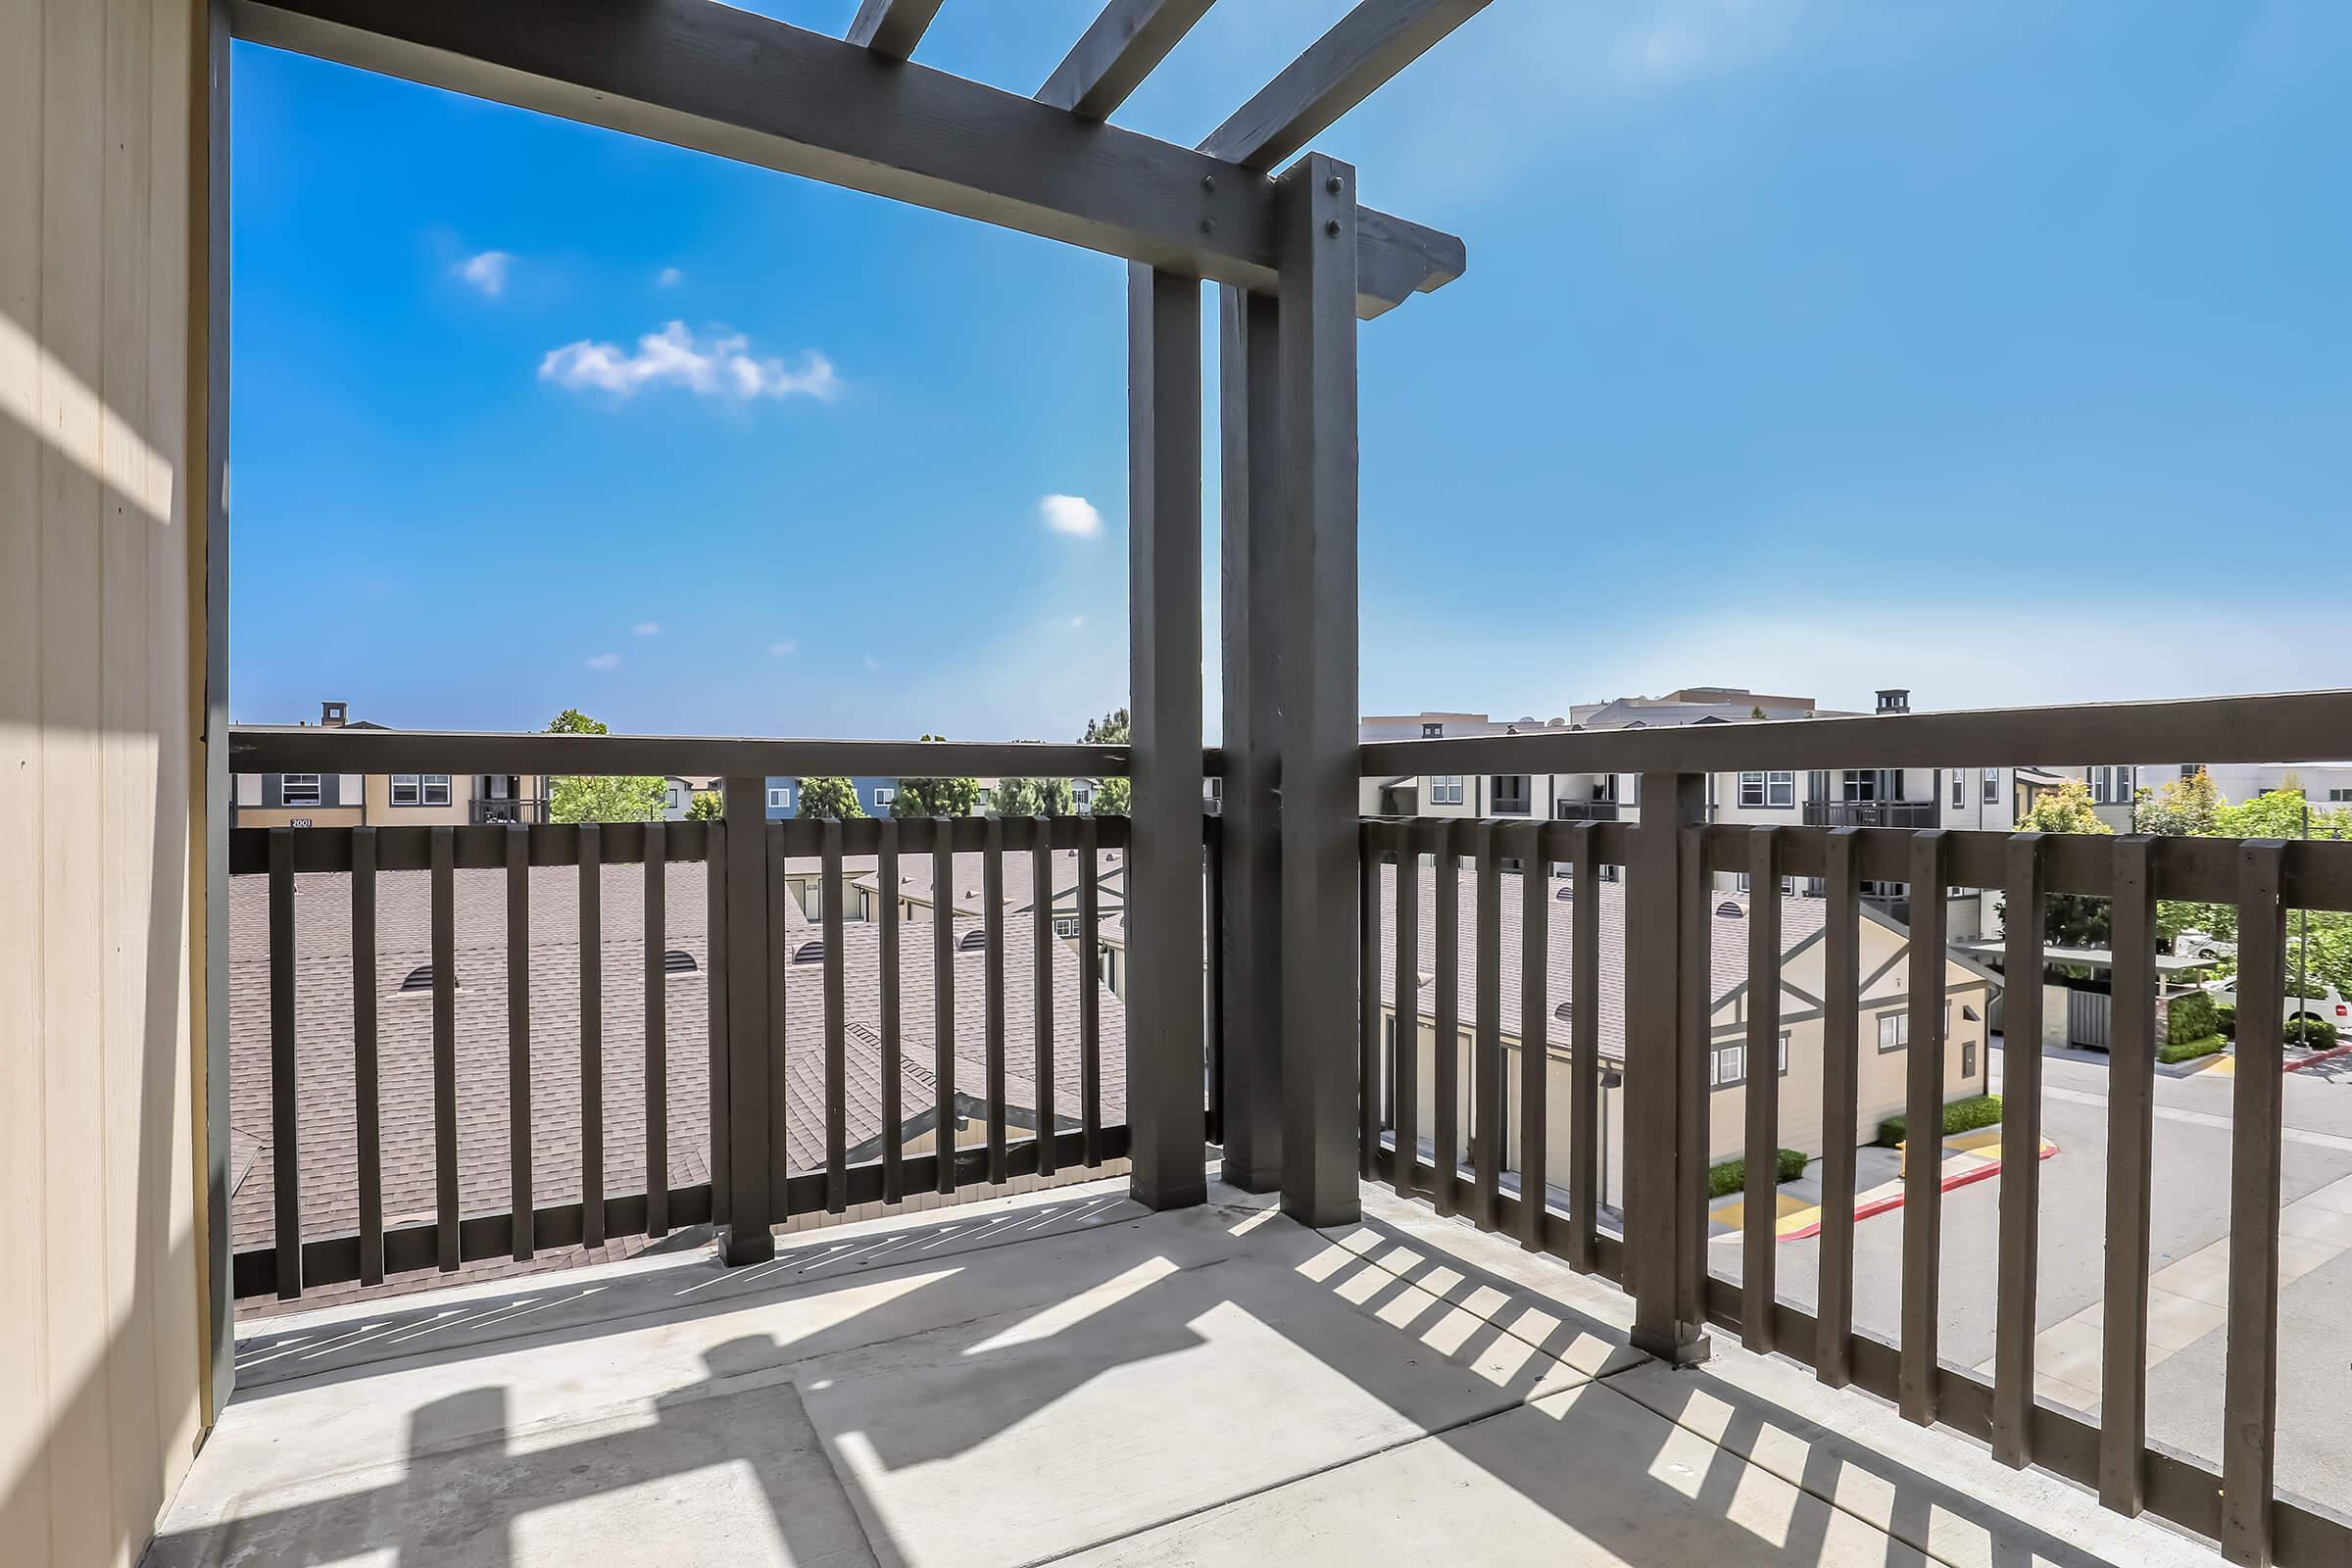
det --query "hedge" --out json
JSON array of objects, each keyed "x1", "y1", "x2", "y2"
[
  {"x1": 1877, "y1": 1093, "x2": 2002, "y2": 1148},
  {"x1": 2215, "y1": 1001, "x2": 2236, "y2": 1040},
  {"x1": 2165, "y1": 991, "x2": 2219, "y2": 1047},
  {"x1": 2157, "y1": 1035, "x2": 2228, "y2": 1065},
  {"x1": 1708, "y1": 1148, "x2": 1809, "y2": 1199},
  {"x1": 2286, "y1": 1016, "x2": 2344, "y2": 1051}
]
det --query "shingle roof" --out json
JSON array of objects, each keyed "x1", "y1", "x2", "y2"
[
  {"x1": 848, "y1": 848, "x2": 1124, "y2": 919},
  {"x1": 227, "y1": 866, "x2": 1127, "y2": 1257},
  {"x1": 1373, "y1": 864, "x2": 1830, "y2": 1059}
]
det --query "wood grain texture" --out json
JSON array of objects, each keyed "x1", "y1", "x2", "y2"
[{"x1": 1039, "y1": 0, "x2": 1215, "y2": 120}]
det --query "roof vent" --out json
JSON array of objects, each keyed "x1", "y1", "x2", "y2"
[
  {"x1": 399, "y1": 963, "x2": 435, "y2": 993},
  {"x1": 792, "y1": 941, "x2": 825, "y2": 964},
  {"x1": 1716, "y1": 901, "x2": 1744, "y2": 918},
  {"x1": 663, "y1": 949, "x2": 697, "y2": 974},
  {"x1": 1554, "y1": 884, "x2": 1572, "y2": 901},
  {"x1": 1552, "y1": 1001, "x2": 1572, "y2": 1022},
  {"x1": 958, "y1": 928, "x2": 987, "y2": 953}
]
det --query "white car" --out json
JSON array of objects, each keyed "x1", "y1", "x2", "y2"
[
  {"x1": 2203, "y1": 974, "x2": 2352, "y2": 1039},
  {"x1": 2174, "y1": 929, "x2": 2236, "y2": 961}
]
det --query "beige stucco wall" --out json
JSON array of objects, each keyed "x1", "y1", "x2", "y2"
[{"x1": 1, "y1": 2, "x2": 213, "y2": 1563}]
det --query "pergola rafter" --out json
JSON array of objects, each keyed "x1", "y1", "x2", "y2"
[
  {"x1": 232, "y1": 0, "x2": 1464, "y2": 319},
  {"x1": 1039, "y1": 0, "x2": 1218, "y2": 122},
  {"x1": 846, "y1": 0, "x2": 944, "y2": 62},
  {"x1": 1200, "y1": 0, "x2": 1494, "y2": 172}
]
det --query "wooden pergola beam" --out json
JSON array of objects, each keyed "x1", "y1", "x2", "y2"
[
  {"x1": 1039, "y1": 0, "x2": 1215, "y2": 122},
  {"x1": 232, "y1": 0, "x2": 1463, "y2": 318},
  {"x1": 1200, "y1": 0, "x2": 1492, "y2": 172},
  {"x1": 847, "y1": 0, "x2": 944, "y2": 62}
]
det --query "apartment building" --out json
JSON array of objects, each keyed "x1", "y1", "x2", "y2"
[{"x1": 232, "y1": 701, "x2": 548, "y2": 828}]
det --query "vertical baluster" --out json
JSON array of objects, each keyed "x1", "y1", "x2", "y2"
[
  {"x1": 1994, "y1": 833, "x2": 2049, "y2": 1465},
  {"x1": 1033, "y1": 823, "x2": 1057, "y2": 1176},
  {"x1": 933, "y1": 820, "x2": 957, "y2": 1196},
  {"x1": 1432, "y1": 819, "x2": 1459, "y2": 1215},
  {"x1": 1080, "y1": 813, "x2": 1102, "y2": 1166},
  {"x1": 879, "y1": 817, "x2": 903, "y2": 1202},
  {"x1": 431, "y1": 826, "x2": 459, "y2": 1271},
  {"x1": 352, "y1": 826, "x2": 383, "y2": 1287},
  {"x1": 644, "y1": 819, "x2": 668, "y2": 1238},
  {"x1": 822, "y1": 816, "x2": 847, "y2": 1213},
  {"x1": 1899, "y1": 829, "x2": 1950, "y2": 1423},
  {"x1": 2221, "y1": 841, "x2": 2287, "y2": 1566},
  {"x1": 1204, "y1": 814, "x2": 1224, "y2": 1150},
  {"x1": 1391, "y1": 821, "x2": 1420, "y2": 1200},
  {"x1": 506, "y1": 825, "x2": 534, "y2": 1260},
  {"x1": 985, "y1": 815, "x2": 1007, "y2": 1184},
  {"x1": 578, "y1": 823, "x2": 605, "y2": 1251},
  {"x1": 704, "y1": 816, "x2": 726, "y2": 1229},
  {"x1": 268, "y1": 828, "x2": 301, "y2": 1299},
  {"x1": 1816, "y1": 827, "x2": 1861, "y2": 1385},
  {"x1": 764, "y1": 820, "x2": 790, "y2": 1229},
  {"x1": 1473, "y1": 826, "x2": 1502, "y2": 1230},
  {"x1": 1741, "y1": 828, "x2": 1782, "y2": 1352},
  {"x1": 2098, "y1": 836, "x2": 2154, "y2": 1503},
  {"x1": 1517, "y1": 821, "x2": 1549, "y2": 1252},
  {"x1": 1568, "y1": 822, "x2": 1600, "y2": 1272},
  {"x1": 1358, "y1": 823, "x2": 1381, "y2": 1180}
]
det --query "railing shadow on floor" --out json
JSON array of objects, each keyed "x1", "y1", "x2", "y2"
[{"x1": 155, "y1": 1188, "x2": 2153, "y2": 1567}]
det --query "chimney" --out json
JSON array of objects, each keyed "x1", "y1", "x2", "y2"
[
  {"x1": 320, "y1": 700, "x2": 348, "y2": 727},
  {"x1": 1875, "y1": 689, "x2": 1910, "y2": 714}
]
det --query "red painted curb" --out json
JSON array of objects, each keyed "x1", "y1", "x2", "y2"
[
  {"x1": 2282, "y1": 1042, "x2": 2352, "y2": 1074},
  {"x1": 1774, "y1": 1141, "x2": 2060, "y2": 1244}
]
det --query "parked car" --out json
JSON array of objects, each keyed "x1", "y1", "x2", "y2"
[
  {"x1": 2203, "y1": 974, "x2": 2352, "y2": 1039},
  {"x1": 2174, "y1": 929, "x2": 2236, "y2": 961}
]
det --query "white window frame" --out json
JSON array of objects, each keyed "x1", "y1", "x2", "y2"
[
  {"x1": 873, "y1": 787, "x2": 897, "y2": 808},
  {"x1": 1984, "y1": 767, "x2": 2000, "y2": 805},
  {"x1": 1740, "y1": 771, "x2": 1766, "y2": 808},
  {"x1": 421, "y1": 774, "x2": 452, "y2": 807},
  {"x1": 1429, "y1": 775, "x2": 1464, "y2": 806},
  {"x1": 1422, "y1": 721, "x2": 1444, "y2": 738},
  {"x1": 1952, "y1": 774, "x2": 1966, "y2": 809},
  {"x1": 280, "y1": 773, "x2": 321, "y2": 807},
  {"x1": 1710, "y1": 1032, "x2": 1789, "y2": 1089},
  {"x1": 2089, "y1": 765, "x2": 2133, "y2": 805},
  {"x1": 391, "y1": 773, "x2": 420, "y2": 807},
  {"x1": 1878, "y1": 1012, "x2": 1908, "y2": 1053},
  {"x1": 1768, "y1": 770, "x2": 1792, "y2": 807},
  {"x1": 768, "y1": 787, "x2": 790, "y2": 809}
]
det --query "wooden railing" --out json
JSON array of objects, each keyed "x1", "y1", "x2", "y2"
[
  {"x1": 1357, "y1": 691, "x2": 2352, "y2": 1566},
  {"x1": 225, "y1": 728, "x2": 1164, "y2": 1303}
]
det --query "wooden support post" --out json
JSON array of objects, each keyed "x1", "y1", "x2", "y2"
[
  {"x1": 1275, "y1": 153, "x2": 1361, "y2": 1228},
  {"x1": 1126, "y1": 263, "x2": 1207, "y2": 1211},
  {"x1": 718, "y1": 776, "x2": 776, "y2": 1263},
  {"x1": 1625, "y1": 770, "x2": 1710, "y2": 1365},
  {"x1": 1217, "y1": 283, "x2": 1284, "y2": 1192}
]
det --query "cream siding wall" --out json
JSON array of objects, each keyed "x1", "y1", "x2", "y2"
[{"x1": 1, "y1": 2, "x2": 211, "y2": 1564}]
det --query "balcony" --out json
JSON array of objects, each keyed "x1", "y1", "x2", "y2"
[
  {"x1": 1802, "y1": 799, "x2": 1940, "y2": 829},
  {"x1": 469, "y1": 797, "x2": 546, "y2": 824},
  {"x1": 1553, "y1": 800, "x2": 1623, "y2": 822}
]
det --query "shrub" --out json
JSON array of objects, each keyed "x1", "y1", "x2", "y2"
[
  {"x1": 2214, "y1": 1002, "x2": 2236, "y2": 1040},
  {"x1": 2164, "y1": 991, "x2": 2219, "y2": 1047},
  {"x1": 2157, "y1": 1035, "x2": 2227, "y2": 1065},
  {"x1": 1708, "y1": 1148, "x2": 1809, "y2": 1199},
  {"x1": 1877, "y1": 1093, "x2": 2003, "y2": 1148},
  {"x1": 2285, "y1": 1016, "x2": 2344, "y2": 1051}
]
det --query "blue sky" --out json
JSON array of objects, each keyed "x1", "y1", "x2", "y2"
[{"x1": 229, "y1": 1, "x2": 2352, "y2": 742}]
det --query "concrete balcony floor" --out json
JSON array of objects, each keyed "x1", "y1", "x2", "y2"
[{"x1": 153, "y1": 1181, "x2": 2219, "y2": 1567}]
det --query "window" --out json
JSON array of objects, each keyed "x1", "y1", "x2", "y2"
[
  {"x1": 974, "y1": 787, "x2": 991, "y2": 812},
  {"x1": 2089, "y1": 765, "x2": 2134, "y2": 805},
  {"x1": 1422, "y1": 721, "x2": 1444, "y2": 737},
  {"x1": 1962, "y1": 1041, "x2": 1978, "y2": 1078},
  {"x1": 1734, "y1": 871, "x2": 1749, "y2": 893},
  {"x1": 280, "y1": 773, "x2": 321, "y2": 806},
  {"x1": 1951, "y1": 774, "x2": 1965, "y2": 809},
  {"x1": 391, "y1": 774, "x2": 420, "y2": 806},
  {"x1": 1054, "y1": 915, "x2": 1079, "y2": 938},
  {"x1": 1740, "y1": 770, "x2": 1793, "y2": 808},
  {"x1": 872, "y1": 787, "x2": 896, "y2": 808},
  {"x1": 768, "y1": 787, "x2": 790, "y2": 809},
  {"x1": 1984, "y1": 767, "x2": 1999, "y2": 805},
  {"x1": 2330, "y1": 788, "x2": 2352, "y2": 804},
  {"x1": 1878, "y1": 1012, "x2": 1908, "y2": 1053},
  {"x1": 1710, "y1": 1033, "x2": 1789, "y2": 1088},
  {"x1": 422, "y1": 774, "x2": 452, "y2": 806},
  {"x1": 1429, "y1": 775, "x2": 1464, "y2": 806},
  {"x1": 1491, "y1": 775, "x2": 1530, "y2": 814}
]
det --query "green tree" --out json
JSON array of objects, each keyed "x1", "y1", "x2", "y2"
[
  {"x1": 2190, "y1": 790, "x2": 2352, "y2": 999},
  {"x1": 798, "y1": 777, "x2": 867, "y2": 820},
  {"x1": 992, "y1": 775, "x2": 1075, "y2": 817},
  {"x1": 893, "y1": 736, "x2": 981, "y2": 817},
  {"x1": 2011, "y1": 777, "x2": 2114, "y2": 948},
  {"x1": 2135, "y1": 768, "x2": 2221, "y2": 838},
  {"x1": 544, "y1": 709, "x2": 666, "y2": 823},
  {"x1": 1081, "y1": 708, "x2": 1131, "y2": 815},
  {"x1": 686, "y1": 788, "x2": 724, "y2": 820}
]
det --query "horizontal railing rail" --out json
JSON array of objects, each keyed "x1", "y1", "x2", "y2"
[
  {"x1": 1359, "y1": 799, "x2": 2352, "y2": 1565},
  {"x1": 1801, "y1": 799, "x2": 1937, "y2": 829},
  {"x1": 225, "y1": 808, "x2": 1144, "y2": 1303},
  {"x1": 1358, "y1": 687, "x2": 2352, "y2": 774}
]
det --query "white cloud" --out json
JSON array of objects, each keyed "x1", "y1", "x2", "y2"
[
  {"x1": 1048, "y1": 613, "x2": 1086, "y2": 630},
  {"x1": 632, "y1": 620, "x2": 661, "y2": 637},
  {"x1": 585, "y1": 652, "x2": 621, "y2": 670},
  {"x1": 1040, "y1": 494, "x2": 1102, "y2": 538},
  {"x1": 539, "y1": 321, "x2": 840, "y2": 404},
  {"x1": 656, "y1": 267, "x2": 684, "y2": 288},
  {"x1": 863, "y1": 655, "x2": 882, "y2": 672},
  {"x1": 767, "y1": 640, "x2": 798, "y2": 658},
  {"x1": 455, "y1": 250, "x2": 513, "y2": 297}
]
